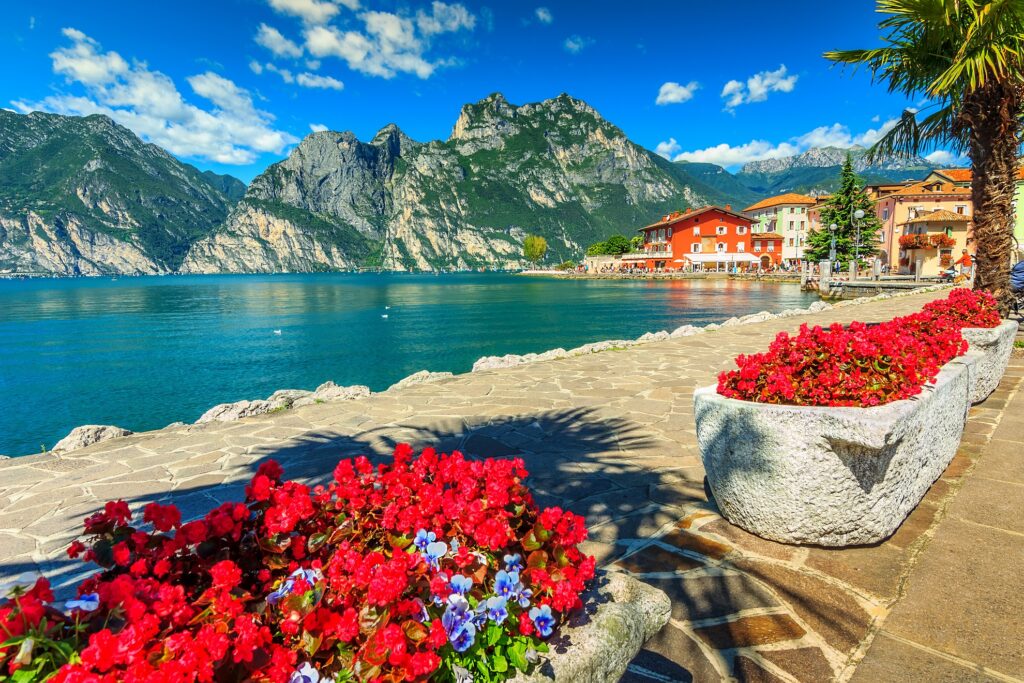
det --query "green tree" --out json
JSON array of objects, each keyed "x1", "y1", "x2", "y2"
[
  {"x1": 630, "y1": 235, "x2": 643, "y2": 252},
  {"x1": 585, "y1": 234, "x2": 632, "y2": 255},
  {"x1": 523, "y1": 234, "x2": 548, "y2": 264},
  {"x1": 804, "y1": 155, "x2": 882, "y2": 265},
  {"x1": 825, "y1": 0, "x2": 1024, "y2": 312}
]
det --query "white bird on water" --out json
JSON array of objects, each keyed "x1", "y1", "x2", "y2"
[
  {"x1": 273, "y1": 329, "x2": 282, "y2": 335},
  {"x1": 385, "y1": 305, "x2": 391, "y2": 310},
  {"x1": 381, "y1": 314, "x2": 389, "y2": 319}
]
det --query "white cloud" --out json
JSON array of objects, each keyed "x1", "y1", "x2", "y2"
[
  {"x1": 871, "y1": 114, "x2": 881, "y2": 123},
  {"x1": 296, "y1": 72, "x2": 343, "y2": 90},
  {"x1": 656, "y1": 81, "x2": 699, "y2": 105},
  {"x1": 253, "y1": 61, "x2": 344, "y2": 90},
  {"x1": 655, "y1": 138, "x2": 682, "y2": 159},
  {"x1": 674, "y1": 140, "x2": 801, "y2": 167},
  {"x1": 564, "y1": 35, "x2": 593, "y2": 54},
  {"x1": 29, "y1": 16, "x2": 35, "y2": 30},
  {"x1": 306, "y1": 59, "x2": 321, "y2": 70},
  {"x1": 268, "y1": 0, "x2": 352, "y2": 25},
  {"x1": 256, "y1": 23, "x2": 304, "y2": 58},
  {"x1": 310, "y1": 122, "x2": 329, "y2": 132},
  {"x1": 721, "y1": 64, "x2": 797, "y2": 110},
  {"x1": 925, "y1": 150, "x2": 967, "y2": 166},
  {"x1": 301, "y1": 3, "x2": 474, "y2": 79},
  {"x1": 17, "y1": 28, "x2": 297, "y2": 164},
  {"x1": 668, "y1": 118, "x2": 902, "y2": 168},
  {"x1": 416, "y1": 1, "x2": 475, "y2": 36},
  {"x1": 535, "y1": 7, "x2": 553, "y2": 23},
  {"x1": 264, "y1": 62, "x2": 295, "y2": 83}
]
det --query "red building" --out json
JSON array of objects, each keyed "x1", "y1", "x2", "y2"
[{"x1": 620, "y1": 205, "x2": 783, "y2": 271}]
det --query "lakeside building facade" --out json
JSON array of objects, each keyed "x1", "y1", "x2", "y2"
[
  {"x1": 873, "y1": 180, "x2": 972, "y2": 273},
  {"x1": 623, "y1": 205, "x2": 782, "y2": 271},
  {"x1": 925, "y1": 168, "x2": 1024, "y2": 257},
  {"x1": 743, "y1": 193, "x2": 817, "y2": 267},
  {"x1": 898, "y1": 209, "x2": 972, "y2": 276}
]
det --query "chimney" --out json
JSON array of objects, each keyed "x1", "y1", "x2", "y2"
[{"x1": 725, "y1": 204, "x2": 731, "y2": 210}]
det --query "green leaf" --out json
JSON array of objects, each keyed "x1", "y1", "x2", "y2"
[
  {"x1": 492, "y1": 654, "x2": 509, "y2": 673},
  {"x1": 307, "y1": 532, "x2": 328, "y2": 553},
  {"x1": 508, "y1": 642, "x2": 529, "y2": 671}
]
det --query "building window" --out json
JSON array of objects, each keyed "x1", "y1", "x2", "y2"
[
  {"x1": 716, "y1": 242, "x2": 726, "y2": 253},
  {"x1": 691, "y1": 243, "x2": 701, "y2": 253},
  {"x1": 737, "y1": 226, "x2": 747, "y2": 235},
  {"x1": 799, "y1": 221, "x2": 805, "y2": 229},
  {"x1": 754, "y1": 244, "x2": 761, "y2": 252},
  {"x1": 955, "y1": 205, "x2": 966, "y2": 214},
  {"x1": 789, "y1": 221, "x2": 794, "y2": 229},
  {"x1": 945, "y1": 226, "x2": 953, "y2": 237},
  {"x1": 789, "y1": 238, "x2": 794, "y2": 246},
  {"x1": 737, "y1": 242, "x2": 745, "y2": 252},
  {"x1": 767, "y1": 244, "x2": 775, "y2": 252},
  {"x1": 716, "y1": 225, "x2": 727, "y2": 235}
]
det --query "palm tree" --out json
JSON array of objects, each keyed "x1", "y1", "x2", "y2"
[{"x1": 825, "y1": 0, "x2": 1024, "y2": 312}]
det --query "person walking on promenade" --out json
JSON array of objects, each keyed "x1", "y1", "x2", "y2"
[{"x1": 954, "y1": 249, "x2": 974, "y2": 278}]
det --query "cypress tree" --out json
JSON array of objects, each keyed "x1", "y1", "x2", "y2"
[{"x1": 804, "y1": 154, "x2": 882, "y2": 265}]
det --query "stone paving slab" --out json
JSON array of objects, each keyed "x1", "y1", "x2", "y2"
[
  {"x1": 0, "y1": 290, "x2": 1021, "y2": 682},
  {"x1": 852, "y1": 356, "x2": 1024, "y2": 683}
]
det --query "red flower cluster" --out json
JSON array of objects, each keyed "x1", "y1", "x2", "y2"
[
  {"x1": 716, "y1": 289, "x2": 982, "y2": 407},
  {"x1": 921, "y1": 287, "x2": 1001, "y2": 329},
  {"x1": 1, "y1": 446, "x2": 593, "y2": 683}
]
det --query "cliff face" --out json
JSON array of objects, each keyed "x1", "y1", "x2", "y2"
[
  {"x1": 0, "y1": 110, "x2": 242, "y2": 275},
  {"x1": 184, "y1": 93, "x2": 710, "y2": 272}
]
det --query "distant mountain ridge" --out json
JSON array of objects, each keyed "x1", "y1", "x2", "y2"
[
  {"x1": 0, "y1": 100, "x2": 953, "y2": 275},
  {"x1": 182, "y1": 93, "x2": 731, "y2": 272},
  {"x1": 0, "y1": 110, "x2": 244, "y2": 274},
  {"x1": 734, "y1": 145, "x2": 941, "y2": 198}
]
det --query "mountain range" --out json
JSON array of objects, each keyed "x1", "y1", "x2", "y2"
[{"x1": 0, "y1": 97, "x2": 948, "y2": 275}]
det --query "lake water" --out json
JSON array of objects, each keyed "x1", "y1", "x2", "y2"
[{"x1": 0, "y1": 274, "x2": 817, "y2": 456}]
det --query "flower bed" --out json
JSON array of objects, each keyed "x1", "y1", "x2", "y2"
[
  {"x1": 0, "y1": 446, "x2": 600, "y2": 682},
  {"x1": 699, "y1": 288, "x2": 1009, "y2": 546}
]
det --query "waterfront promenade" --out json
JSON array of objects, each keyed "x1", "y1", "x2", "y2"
[{"x1": 0, "y1": 290, "x2": 1021, "y2": 682}]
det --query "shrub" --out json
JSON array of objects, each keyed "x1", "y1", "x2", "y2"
[
  {"x1": 0, "y1": 447, "x2": 595, "y2": 683},
  {"x1": 717, "y1": 289, "x2": 999, "y2": 407},
  {"x1": 921, "y1": 287, "x2": 1001, "y2": 329},
  {"x1": 717, "y1": 319, "x2": 965, "y2": 407}
]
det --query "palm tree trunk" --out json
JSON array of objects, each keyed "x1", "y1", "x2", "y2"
[{"x1": 964, "y1": 79, "x2": 1023, "y2": 314}]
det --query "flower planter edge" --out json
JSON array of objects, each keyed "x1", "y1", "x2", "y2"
[
  {"x1": 962, "y1": 320, "x2": 1018, "y2": 403},
  {"x1": 693, "y1": 351, "x2": 981, "y2": 546},
  {"x1": 511, "y1": 570, "x2": 670, "y2": 683}
]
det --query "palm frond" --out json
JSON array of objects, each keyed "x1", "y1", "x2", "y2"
[{"x1": 865, "y1": 105, "x2": 965, "y2": 163}]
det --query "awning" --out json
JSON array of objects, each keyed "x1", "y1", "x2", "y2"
[{"x1": 684, "y1": 253, "x2": 760, "y2": 263}]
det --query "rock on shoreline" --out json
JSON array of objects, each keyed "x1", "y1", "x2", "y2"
[{"x1": 52, "y1": 425, "x2": 133, "y2": 453}]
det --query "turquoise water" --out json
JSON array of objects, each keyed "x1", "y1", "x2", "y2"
[{"x1": 0, "y1": 274, "x2": 816, "y2": 456}]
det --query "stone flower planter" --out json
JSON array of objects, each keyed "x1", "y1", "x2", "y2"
[
  {"x1": 961, "y1": 320, "x2": 1018, "y2": 404},
  {"x1": 693, "y1": 351, "x2": 981, "y2": 547},
  {"x1": 511, "y1": 571, "x2": 670, "y2": 683}
]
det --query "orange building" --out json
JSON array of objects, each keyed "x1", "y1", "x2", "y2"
[{"x1": 621, "y1": 205, "x2": 783, "y2": 271}]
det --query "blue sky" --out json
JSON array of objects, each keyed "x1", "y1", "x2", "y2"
[{"x1": 0, "y1": 0, "x2": 958, "y2": 182}]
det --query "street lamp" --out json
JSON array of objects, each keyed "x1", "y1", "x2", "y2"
[
  {"x1": 828, "y1": 223, "x2": 838, "y2": 264},
  {"x1": 852, "y1": 208, "x2": 866, "y2": 263}
]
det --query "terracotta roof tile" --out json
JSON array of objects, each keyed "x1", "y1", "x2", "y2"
[
  {"x1": 904, "y1": 209, "x2": 972, "y2": 224},
  {"x1": 743, "y1": 193, "x2": 817, "y2": 212},
  {"x1": 891, "y1": 181, "x2": 970, "y2": 197}
]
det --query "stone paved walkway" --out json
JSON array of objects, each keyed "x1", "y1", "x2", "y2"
[{"x1": 0, "y1": 290, "x2": 1020, "y2": 682}]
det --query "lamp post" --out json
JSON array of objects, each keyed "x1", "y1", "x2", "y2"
[
  {"x1": 852, "y1": 208, "x2": 865, "y2": 263},
  {"x1": 828, "y1": 223, "x2": 838, "y2": 264}
]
